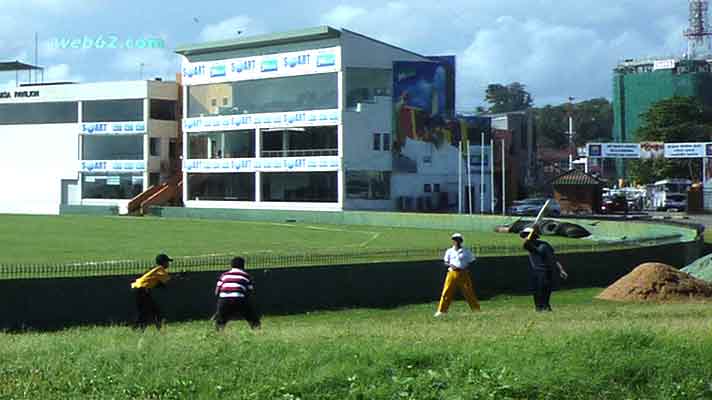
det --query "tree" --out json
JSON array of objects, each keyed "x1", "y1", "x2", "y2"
[
  {"x1": 534, "y1": 98, "x2": 613, "y2": 149},
  {"x1": 484, "y1": 82, "x2": 533, "y2": 113},
  {"x1": 628, "y1": 96, "x2": 712, "y2": 183}
]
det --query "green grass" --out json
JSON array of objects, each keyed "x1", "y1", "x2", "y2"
[
  {"x1": 2, "y1": 289, "x2": 712, "y2": 399},
  {"x1": 0, "y1": 214, "x2": 584, "y2": 265}
]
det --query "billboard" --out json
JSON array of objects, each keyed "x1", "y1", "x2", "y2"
[
  {"x1": 587, "y1": 143, "x2": 640, "y2": 158},
  {"x1": 664, "y1": 142, "x2": 712, "y2": 158},
  {"x1": 392, "y1": 58, "x2": 457, "y2": 151}
]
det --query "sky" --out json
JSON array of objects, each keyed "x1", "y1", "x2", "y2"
[{"x1": 0, "y1": 0, "x2": 694, "y2": 111}]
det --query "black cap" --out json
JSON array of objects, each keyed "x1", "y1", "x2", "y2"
[{"x1": 156, "y1": 254, "x2": 173, "y2": 265}]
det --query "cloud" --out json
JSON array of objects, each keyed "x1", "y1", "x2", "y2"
[
  {"x1": 44, "y1": 63, "x2": 83, "y2": 82},
  {"x1": 114, "y1": 45, "x2": 180, "y2": 81},
  {"x1": 320, "y1": 5, "x2": 367, "y2": 27},
  {"x1": 199, "y1": 15, "x2": 265, "y2": 42}
]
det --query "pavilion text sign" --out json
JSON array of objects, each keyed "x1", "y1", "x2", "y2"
[{"x1": 664, "y1": 143, "x2": 712, "y2": 159}]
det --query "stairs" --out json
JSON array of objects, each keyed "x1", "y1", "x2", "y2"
[{"x1": 128, "y1": 175, "x2": 182, "y2": 215}]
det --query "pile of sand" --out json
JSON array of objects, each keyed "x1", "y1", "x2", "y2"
[{"x1": 597, "y1": 263, "x2": 712, "y2": 302}]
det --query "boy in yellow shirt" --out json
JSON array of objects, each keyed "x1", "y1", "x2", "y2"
[{"x1": 131, "y1": 253, "x2": 172, "y2": 330}]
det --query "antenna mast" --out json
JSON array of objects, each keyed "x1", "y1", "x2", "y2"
[{"x1": 684, "y1": 0, "x2": 712, "y2": 58}]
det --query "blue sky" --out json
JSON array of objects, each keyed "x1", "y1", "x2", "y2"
[{"x1": 0, "y1": 0, "x2": 695, "y2": 110}]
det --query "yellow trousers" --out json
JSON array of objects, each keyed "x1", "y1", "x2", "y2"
[{"x1": 437, "y1": 269, "x2": 480, "y2": 313}]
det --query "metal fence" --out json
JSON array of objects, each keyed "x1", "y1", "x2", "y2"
[{"x1": 0, "y1": 236, "x2": 684, "y2": 280}]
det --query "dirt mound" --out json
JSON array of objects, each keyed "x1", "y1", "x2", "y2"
[{"x1": 597, "y1": 263, "x2": 712, "y2": 302}]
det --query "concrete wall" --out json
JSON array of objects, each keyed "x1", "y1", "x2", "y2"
[{"x1": 0, "y1": 240, "x2": 701, "y2": 331}]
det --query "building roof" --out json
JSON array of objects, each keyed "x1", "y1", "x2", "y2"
[
  {"x1": 551, "y1": 169, "x2": 605, "y2": 186},
  {"x1": 176, "y1": 26, "x2": 341, "y2": 56},
  {"x1": 0, "y1": 61, "x2": 43, "y2": 71}
]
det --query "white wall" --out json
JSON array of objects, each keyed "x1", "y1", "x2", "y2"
[
  {"x1": 342, "y1": 98, "x2": 393, "y2": 172},
  {"x1": 340, "y1": 30, "x2": 431, "y2": 68},
  {"x1": 0, "y1": 124, "x2": 79, "y2": 215}
]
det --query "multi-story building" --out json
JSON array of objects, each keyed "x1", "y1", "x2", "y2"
[
  {"x1": 0, "y1": 80, "x2": 179, "y2": 214},
  {"x1": 176, "y1": 26, "x2": 490, "y2": 212}
]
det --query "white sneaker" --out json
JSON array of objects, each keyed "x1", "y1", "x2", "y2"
[{"x1": 434, "y1": 311, "x2": 445, "y2": 317}]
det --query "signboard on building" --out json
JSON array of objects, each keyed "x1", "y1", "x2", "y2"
[
  {"x1": 587, "y1": 143, "x2": 640, "y2": 158},
  {"x1": 182, "y1": 156, "x2": 340, "y2": 173},
  {"x1": 79, "y1": 160, "x2": 146, "y2": 173},
  {"x1": 81, "y1": 121, "x2": 146, "y2": 134},
  {"x1": 652, "y1": 59, "x2": 676, "y2": 71},
  {"x1": 468, "y1": 145, "x2": 492, "y2": 171},
  {"x1": 181, "y1": 47, "x2": 341, "y2": 85},
  {"x1": 182, "y1": 109, "x2": 339, "y2": 133},
  {"x1": 664, "y1": 142, "x2": 712, "y2": 158}
]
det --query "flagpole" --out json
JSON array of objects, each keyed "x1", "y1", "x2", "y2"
[
  {"x1": 458, "y1": 141, "x2": 462, "y2": 214},
  {"x1": 480, "y1": 132, "x2": 485, "y2": 215},
  {"x1": 502, "y1": 139, "x2": 506, "y2": 216},
  {"x1": 467, "y1": 143, "x2": 473, "y2": 215},
  {"x1": 490, "y1": 138, "x2": 495, "y2": 213}
]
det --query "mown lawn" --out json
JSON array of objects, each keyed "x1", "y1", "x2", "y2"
[
  {"x1": 2, "y1": 289, "x2": 711, "y2": 399},
  {"x1": 0, "y1": 214, "x2": 581, "y2": 264}
]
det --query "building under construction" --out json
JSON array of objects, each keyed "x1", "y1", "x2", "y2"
[{"x1": 613, "y1": 1, "x2": 712, "y2": 150}]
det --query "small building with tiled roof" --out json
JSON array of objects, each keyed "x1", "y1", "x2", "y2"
[{"x1": 550, "y1": 169, "x2": 605, "y2": 215}]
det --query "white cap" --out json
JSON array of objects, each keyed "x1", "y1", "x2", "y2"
[
  {"x1": 451, "y1": 233, "x2": 464, "y2": 240},
  {"x1": 521, "y1": 227, "x2": 534, "y2": 234}
]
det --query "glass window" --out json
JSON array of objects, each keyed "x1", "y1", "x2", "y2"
[
  {"x1": 262, "y1": 172, "x2": 337, "y2": 203},
  {"x1": 82, "y1": 173, "x2": 144, "y2": 199},
  {"x1": 373, "y1": 133, "x2": 381, "y2": 151},
  {"x1": 187, "y1": 73, "x2": 338, "y2": 117},
  {"x1": 261, "y1": 126, "x2": 338, "y2": 157},
  {"x1": 346, "y1": 171, "x2": 391, "y2": 200},
  {"x1": 0, "y1": 102, "x2": 78, "y2": 125},
  {"x1": 345, "y1": 68, "x2": 392, "y2": 107},
  {"x1": 424, "y1": 184, "x2": 432, "y2": 193},
  {"x1": 188, "y1": 173, "x2": 255, "y2": 201},
  {"x1": 188, "y1": 130, "x2": 255, "y2": 159},
  {"x1": 83, "y1": 99, "x2": 144, "y2": 122},
  {"x1": 150, "y1": 99, "x2": 177, "y2": 120},
  {"x1": 383, "y1": 133, "x2": 391, "y2": 151},
  {"x1": 82, "y1": 135, "x2": 144, "y2": 160},
  {"x1": 149, "y1": 138, "x2": 160, "y2": 157},
  {"x1": 434, "y1": 184, "x2": 441, "y2": 193}
]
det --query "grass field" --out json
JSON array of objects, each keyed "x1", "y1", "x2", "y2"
[
  {"x1": 0, "y1": 214, "x2": 583, "y2": 265},
  {"x1": 2, "y1": 289, "x2": 712, "y2": 399}
]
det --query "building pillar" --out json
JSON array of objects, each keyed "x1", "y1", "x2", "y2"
[{"x1": 255, "y1": 128, "x2": 262, "y2": 202}]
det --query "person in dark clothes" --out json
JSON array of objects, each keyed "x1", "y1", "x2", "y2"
[
  {"x1": 521, "y1": 227, "x2": 568, "y2": 312},
  {"x1": 130, "y1": 253, "x2": 172, "y2": 330},
  {"x1": 214, "y1": 257, "x2": 261, "y2": 331}
]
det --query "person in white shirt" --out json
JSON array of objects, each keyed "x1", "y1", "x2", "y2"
[{"x1": 434, "y1": 233, "x2": 481, "y2": 317}]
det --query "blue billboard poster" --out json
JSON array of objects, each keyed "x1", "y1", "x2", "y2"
[
  {"x1": 427, "y1": 55, "x2": 456, "y2": 117},
  {"x1": 393, "y1": 61, "x2": 449, "y2": 116}
]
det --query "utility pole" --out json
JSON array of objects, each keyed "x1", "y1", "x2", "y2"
[{"x1": 568, "y1": 96, "x2": 575, "y2": 170}]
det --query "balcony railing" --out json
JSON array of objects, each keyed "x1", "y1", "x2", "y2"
[{"x1": 261, "y1": 149, "x2": 338, "y2": 158}]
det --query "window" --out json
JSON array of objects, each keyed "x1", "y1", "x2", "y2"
[
  {"x1": 222, "y1": 97, "x2": 228, "y2": 106},
  {"x1": 345, "y1": 68, "x2": 392, "y2": 107},
  {"x1": 82, "y1": 135, "x2": 143, "y2": 160},
  {"x1": 346, "y1": 171, "x2": 391, "y2": 200},
  {"x1": 82, "y1": 173, "x2": 144, "y2": 199},
  {"x1": 424, "y1": 184, "x2": 432, "y2": 193},
  {"x1": 188, "y1": 173, "x2": 255, "y2": 201},
  {"x1": 188, "y1": 130, "x2": 255, "y2": 159},
  {"x1": 373, "y1": 133, "x2": 381, "y2": 151},
  {"x1": 383, "y1": 133, "x2": 391, "y2": 151},
  {"x1": 150, "y1": 99, "x2": 177, "y2": 120},
  {"x1": 211, "y1": 98, "x2": 217, "y2": 107},
  {"x1": 0, "y1": 102, "x2": 78, "y2": 125},
  {"x1": 262, "y1": 172, "x2": 337, "y2": 203},
  {"x1": 149, "y1": 138, "x2": 160, "y2": 157},
  {"x1": 261, "y1": 126, "x2": 337, "y2": 157},
  {"x1": 434, "y1": 184, "x2": 441, "y2": 193},
  {"x1": 187, "y1": 73, "x2": 338, "y2": 117},
  {"x1": 83, "y1": 99, "x2": 143, "y2": 122}
]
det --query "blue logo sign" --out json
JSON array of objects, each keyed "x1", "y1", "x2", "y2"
[
  {"x1": 182, "y1": 65, "x2": 205, "y2": 78},
  {"x1": 284, "y1": 54, "x2": 310, "y2": 68},
  {"x1": 82, "y1": 123, "x2": 108, "y2": 134},
  {"x1": 232, "y1": 60, "x2": 256, "y2": 73},
  {"x1": 261, "y1": 59, "x2": 278, "y2": 72},
  {"x1": 316, "y1": 53, "x2": 336, "y2": 67},
  {"x1": 589, "y1": 144, "x2": 602, "y2": 157},
  {"x1": 210, "y1": 64, "x2": 227, "y2": 78}
]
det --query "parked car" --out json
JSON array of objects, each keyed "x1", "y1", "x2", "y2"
[
  {"x1": 600, "y1": 194, "x2": 628, "y2": 214},
  {"x1": 507, "y1": 198, "x2": 561, "y2": 216}
]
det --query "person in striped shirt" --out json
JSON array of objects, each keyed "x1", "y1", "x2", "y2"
[{"x1": 214, "y1": 257, "x2": 261, "y2": 331}]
